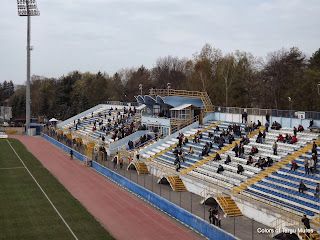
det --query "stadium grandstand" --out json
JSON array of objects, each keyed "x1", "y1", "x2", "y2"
[{"x1": 34, "y1": 88, "x2": 320, "y2": 239}]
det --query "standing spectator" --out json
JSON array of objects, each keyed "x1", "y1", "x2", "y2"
[
  {"x1": 309, "y1": 119, "x2": 314, "y2": 128},
  {"x1": 266, "y1": 113, "x2": 270, "y2": 123},
  {"x1": 273, "y1": 142, "x2": 278, "y2": 155},
  {"x1": 314, "y1": 183, "x2": 320, "y2": 198},
  {"x1": 302, "y1": 215, "x2": 311, "y2": 239},
  {"x1": 113, "y1": 154, "x2": 118, "y2": 170},
  {"x1": 304, "y1": 157, "x2": 309, "y2": 175},
  {"x1": 119, "y1": 157, "x2": 124, "y2": 169},
  {"x1": 208, "y1": 207, "x2": 215, "y2": 225},
  {"x1": 70, "y1": 149, "x2": 73, "y2": 160},
  {"x1": 265, "y1": 121, "x2": 270, "y2": 132},
  {"x1": 217, "y1": 213, "x2": 221, "y2": 227}
]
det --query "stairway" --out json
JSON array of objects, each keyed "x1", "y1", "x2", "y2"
[
  {"x1": 136, "y1": 162, "x2": 149, "y2": 175},
  {"x1": 167, "y1": 176, "x2": 186, "y2": 191},
  {"x1": 201, "y1": 92, "x2": 214, "y2": 112},
  {"x1": 217, "y1": 195, "x2": 242, "y2": 216},
  {"x1": 299, "y1": 231, "x2": 320, "y2": 240}
]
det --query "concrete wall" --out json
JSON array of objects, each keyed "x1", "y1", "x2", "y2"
[
  {"x1": 92, "y1": 161, "x2": 238, "y2": 240},
  {"x1": 109, "y1": 130, "x2": 149, "y2": 154},
  {"x1": 42, "y1": 134, "x2": 238, "y2": 240},
  {"x1": 43, "y1": 134, "x2": 84, "y2": 161}
]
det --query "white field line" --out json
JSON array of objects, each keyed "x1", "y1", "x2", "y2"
[
  {"x1": 6, "y1": 139, "x2": 78, "y2": 240},
  {"x1": 0, "y1": 167, "x2": 25, "y2": 170}
]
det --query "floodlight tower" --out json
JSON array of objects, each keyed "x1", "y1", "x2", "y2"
[{"x1": 17, "y1": 0, "x2": 40, "y2": 134}]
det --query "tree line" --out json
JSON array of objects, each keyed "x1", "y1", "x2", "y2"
[{"x1": 4, "y1": 44, "x2": 320, "y2": 121}]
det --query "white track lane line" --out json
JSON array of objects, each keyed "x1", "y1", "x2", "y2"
[{"x1": 6, "y1": 139, "x2": 78, "y2": 240}]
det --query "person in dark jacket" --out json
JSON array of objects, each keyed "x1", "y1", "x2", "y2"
[{"x1": 302, "y1": 215, "x2": 311, "y2": 238}]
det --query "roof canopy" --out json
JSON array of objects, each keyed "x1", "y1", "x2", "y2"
[
  {"x1": 170, "y1": 104, "x2": 192, "y2": 111},
  {"x1": 136, "y1": 104, "x2": 146, "y2": 110}
]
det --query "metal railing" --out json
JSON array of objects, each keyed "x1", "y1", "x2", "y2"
[{"x1": 213, "y1": 106, "x2": 320, "y2": 120}]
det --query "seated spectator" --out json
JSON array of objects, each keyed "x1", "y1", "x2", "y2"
[
  {"x1": 214, "y1": 126, "x2": 220, "y2": 133},
  {"x1": 291, "y1": 161, "x2": 298, "y2": 171},
  {"x1": 266, "y1": 157, "x2": 273, "y2": 167},
  {"x1": 214, "y1": 153, "x2": 221, "y2": 161},
  {"x1": 277, "y1": 134, "x2": 284, "y2": 142},
  {"x1": 298, "y1": 124, "x2": 304, "y2": 132},
  {"x1": 188, "y1": 147, "x2": 194, "y2": 155},
  {"x1": 271, "y1": 121, "x2": 282, "y2": 130},
  {"x1": 246, "y1": 156, "x2": 253, "y2": 165},
  {"x1": 224, "y1": 155, "x2": 231, "y2": 164},
  {"x1": 288, "y1": 135, "x2": 297, "y2": 144},
  {"x1": 237, "y1": 164, "x2": 244, "y2": 174},
  {"x1": 254, "y1": 157, "x2": 264, "y2": 170},
  {"x1": 249, "y1": 146, "x2": 258, "y2": 156},
  {"x1": 183, "y1": 137, "x2": 189, "y2": 145},
  {"x1": 218, "y1": 140, "x2": 224, "y2": 150},
  {"x1": 298, "y1": 181, "x2": 307, "y2": 193},
  {"x1": 257, "y1": 120, "x2": 261, "y2": 127},
  {"x1": 217, "y1": 164, "x2": 224, "y2": 174},
  {"x1": 208, "y1": 132, "x2": 213, "y2": 139}
]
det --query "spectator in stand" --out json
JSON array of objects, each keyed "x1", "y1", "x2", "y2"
[
  {"x1": 312, "y1": 141, "x2": 318, "y2": 153},
  {"x1": 298, "y1": 124, "x2": 304, "y2": 132},
  {"x1": 291, "y1": 161, "x2": 298, "y2": 171},
  {"x1": 309, "y1": 158, "x2": 315, "y2": 174},
  {"x1": 309, "y1": 119, "x2": 314, "y2": 128},
  {"x1": 257, "y1": 120, "x2": 262, "y2": 127},
  {"x1": 298, "y1": 181, "x2": 307, "y2": 193},
  {"x1": 267, "y1": 157, "x2": 273, "y2": 167},
  {"x1": 225, "y1": 155, "x2": 231, "y2": 164},
  {"x1": 288, "y1": 135, "x2": 298, "y2": 144},
  {"x1": 247, "y1": 156, "x2": 254, "y2": 165},
  {"x1": 188, "y1": 147, "x2": 194, "y2": 155},
  {"x1": 248, "y1": 121, "x2": 253, "y2": 133},
  {"x1": 273, "y1": 142, "x2": 278, "y2": 155},
  {"x1": 239, "y1": 144, "x2": 245, "y2": 158},
  {"x1": 233, "y1": 143, "x2": 239, "y2": 157},
  {"x1": 302, "y1": 215, "x2": 311, "y2": 239},
  {"x1": 217, "y1": 164, "x2": 224, "y2": 174},
  {"x1": 265, "y1": 121, "x2": 270, "y2": 132},
  {"x1": 271, "y1": 121, "x2": 282, "y2": 130},
  {"x1": 277, "y1": 134, "x2": 284, "y2": 143},
  {"x1": 237, "y1": 164, "x2": 244, "y2": 174},
  {"x1": 266, "y1": 113, "x2": 270, "y2": 123},
  {"x1": 304, "y1": 157, "x2": 309, "y2": 175},
  {"x1": 312, "y1": 153, "x2": 318, "y2": 172},
  {"x1": 249, "y1": 146, "x2": 258, "y2": 156},
  {"x1": 214, "y1": 153, "x2": 221, "y2": 161},
  {"x1": 293, "y1": 127, "x2": 297, "y2": 136},
  {"x1": 314, "y1": 183, "x2": 320, "y2": 198}
]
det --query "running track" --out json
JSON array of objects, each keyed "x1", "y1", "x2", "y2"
[{"x1": 10, "y1": 136, "x2": 198, "y2": 240}]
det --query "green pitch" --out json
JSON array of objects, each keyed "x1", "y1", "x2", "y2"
[{"x1": 0, "y1": 139, "x2": 114, "y2": 240}]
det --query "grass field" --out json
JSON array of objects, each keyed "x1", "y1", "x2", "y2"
[{"x1": 0, "y1": 138, "x2": 114, "y2": 240}]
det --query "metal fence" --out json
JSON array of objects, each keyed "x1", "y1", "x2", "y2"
[{"x1": 213, "y1": 106, "x2": 320, "y2": 120}]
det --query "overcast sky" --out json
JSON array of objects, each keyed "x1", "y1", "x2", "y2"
[{"x1": 1, "y1": 0, "x2": 319, "y2": 84}]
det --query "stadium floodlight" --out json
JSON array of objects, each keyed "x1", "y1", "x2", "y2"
[{"x1": 17, "y1": 0, "x2": 40, "y2": 135}]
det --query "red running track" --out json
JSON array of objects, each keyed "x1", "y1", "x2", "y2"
[{"x1": 10, "y1": 136, "x2": 197, "y2": 240}]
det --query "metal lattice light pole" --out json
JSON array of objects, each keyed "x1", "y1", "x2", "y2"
[{"x1": 17, "y1": 0, "x2": 40, "y2": 135}]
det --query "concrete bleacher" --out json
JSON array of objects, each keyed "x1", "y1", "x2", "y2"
[
  {"x1": 60, "y1": 107, "x2": 139, "y2": 145},
  {"x1": 242, "y1": 128, "x2": 319, "y2": 217}
]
